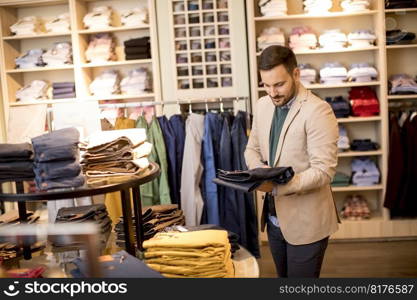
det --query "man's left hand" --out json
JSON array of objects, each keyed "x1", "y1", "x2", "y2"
[{"x1": 257, "y1": 181, "x2": 274, "y2": 193}]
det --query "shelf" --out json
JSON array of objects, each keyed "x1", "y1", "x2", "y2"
[
  {"x1": 82, "y1": 59, "x2": 152, "y2": 68},
  {"x1": 9, "y1": 98, "x2": 77, "y2": 106},
  {"x1": 338, "y1": 150, "x2": 383, "y2": 157},
  {"x1": 332, "y1": 185, "x2": 383, "y2": 192},
  {"x1": 2, "y1": 32, "x2": 71, "y2": 40},
  {"x1": 6, "y1": 65, "x2": 74, "y2": 73},
  {"x1": 86, "y1": 94, "x2": 155, "y2": 101},
  {"x1": 340, "y1": 216, "x2": 384, "y2": 223},
  {"x1": 386, "y1": 44, "x2": 417, "y2": 49},
  {"x1": 337, "y1": 116, "x2": 382, "y2": 123},
  {"x1": 388, "y1": 94, "x2": 417, "y2": 100},
  {"x1": 257, "y1": 46, "x2": 379, "y2": 56},
  {"x1": 78, "y1": 25, "x2": 150, "y2": 34},
  {"x1": 385, "y1": 8, "x2": 417, "y2": 13},
  {"x1": 257, "y1": 81, "x2": 380, "y2": 91},
  {"x1": 254, "y1": 10, "x2": 378, "y2": 21}
]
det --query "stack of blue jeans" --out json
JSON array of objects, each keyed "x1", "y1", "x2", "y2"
[
  {"x1": 31, "y1": 127, "x2": 84, "y2": 191},
  {"x1": 0, "y1": 143, "x2": 35, "y2": 182}
]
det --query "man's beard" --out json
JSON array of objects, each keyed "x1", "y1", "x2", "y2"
[{"x1": 270, "y1": 78, "x2": 297, "y2": 106}]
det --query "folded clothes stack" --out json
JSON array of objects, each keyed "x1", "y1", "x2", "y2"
[
  {"x1": 143, "y1": 230, "x2": 235, "y2": 278},
  {"x1": 120, "y1": 68, "x2": 151, "y2": 95},
  {"x1": 289, "y1": 26, "x2": 317, "y2": 51},
  {"x1": 42, "y1": 42, "x2": 72, "y2": 67},
  {"x1": 15, "y1": 49, "x2": 45, "y2": 69},
  {"x1": 257, "y1": 27, "x2": 286, "y2": 51},
  {"x1": 121, "y1": 7, "x2": 148, "y2": 26},
  {"x1": 351, "y1": 158, "x2": 380, "y2": 186},
  {"x1": 350, "y1": 139, "x2": 379, "y2": 151},
  {"x1": 0, "y1": 143, "x2": 35, "y2": 181},
  {"x1": 52, "y1": 82, "x2": 75, "y2": 99},
  {"x1": 386, "y1": 29, "x2": 416, "y2": 45},
  {"x1": 320, "y1": 62, "x2": 348, "y2": 84},
  {"x1": 45, "y1": 13, "x2": 71, "y2": 33},
  {"x1": 299, "y1": 63, "x2": 317, "y2": 85},
  {"x1": 71, "y1": 250, "x2": 164, "y2": 278},
  {"x1": 338, "y1": 125, "x2": 350, "y2": 151},
  {"x1": 258, "y1": 0, "x2": 287, "y2": 17},
  {"x1": 213, "y1": 167, "x2": 294, "y2": 193},
  {"x1": 31, "y1": 127, "x2": 84, "y2": 191},
  {"x1": 16, "y1": 80, "x2": 49, "y2": 102},
  {"x1": 325, "y1": 96, "x2": 351, "y2": 118},
  {"x1": 341, "y1": 0, "x2": 370, "y2": 12},
  {"x1": 388, "y1": 74, "x2": 417, "y2": 94},
  {"x1": 348, "y1": 87, "x2": 380, "y2": 117},
  {"x1": 348, "y1": 30, "x2": 376, "y2": 48},
  {"x1": 89, "y1": 70, "x2": 120, "y2": 96},
  {"x1": 115, "y1": 204, "x2": 185, "y2": 247},
  {"x1": 385, "y1": 0, "x2": 417, "y2": 9},
  {"x1": 10, "y1": 16, "x2": 41, "y2": 36},
  {"x1": 52, "y1": 204, "x2": 111, "y2": 249},
  {"x1": 0, "y1": 240, "x2": 45, "y2": 263},
  {"x1": 331, "y1": 172, "x2": 351, "y2": 187},
  {"x1": 81, "y1": 129, "x2": 152, "y2": 182},
  {"x1": 83, "y1": 6, "x2": 113, "y2": 29},
  {"x1": 340, "y1": 194, "x2": 371, "y2": 220},
  {"x1": 124, "y1": 37, "x2": 151, "y2": 60},
  {"x1": 347, "y1": 63, "x2": 378, "y2": 82},
  {"x1": 319, "y1": 29, "x2": 348, "y2": 50},
  {"x1": 303, "y1": 0, "x2": 333, "y2": 14},
  {"x1": 0, "y1": 210, "x2": 40, "y2": 227},
  {"x1": 85, "y1": 33, "x2": 116, "y2": 63}
]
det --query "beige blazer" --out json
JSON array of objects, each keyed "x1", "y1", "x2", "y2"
[{"x1": 244, "y1": 84, "x2": 340, "y2": 245}]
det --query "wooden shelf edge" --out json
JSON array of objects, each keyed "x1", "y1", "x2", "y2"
[
  {"x1": 338, "y1": 151, "x2": 383, "y2": 157},
  {"x1": 254, "y1": 10, "x2": 378, "y2": 21},
  {"x1": 78, "y1": 25, "x2": 150, "y2": 34},
  {"x1": 332, "y1": 185, "x2": 383, "y2": 192}
]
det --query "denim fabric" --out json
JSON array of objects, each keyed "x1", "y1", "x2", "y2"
[
  {"x1": 52, "y1": 82, "x2": 75, "y2": 89},
  {"x1": 33, "y1": 144, "x2": 79, "y2": 163},
  {"x1": 169, "y1": 115, "x2": 186, "y2": 207},
  {"x1": 158, "y1": 116, "x2": 180, "y2": 205},
  {"x1": 36, "y1": 174, "x2": 84, "y2": 191},
  {"x1": 202, "y1": 113, "x2": 222, "y2": 225},
  {"x1": 231, "y1": 111, "x2": 260, "y2": 258},
  {"x1": 0, "y1": 161, "x2": 34, "y2": 180},
  {"x1": 0, "y1": 143, "x2": 33, "y2": 159},
  {"x1": 34, "y1": 160, "x2": 80, "y2": 181}
]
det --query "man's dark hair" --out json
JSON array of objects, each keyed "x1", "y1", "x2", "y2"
[{"x1": 259, "y1": 45, "x2": 298, "y2": 74}]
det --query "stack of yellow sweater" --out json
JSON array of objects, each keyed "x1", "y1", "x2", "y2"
[{"x1": 143, "y1": 230, "x2": 234, "y2": 278}]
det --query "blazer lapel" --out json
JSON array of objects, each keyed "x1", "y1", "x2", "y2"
[
  {"x1": 262, "y1": 98, "x2": 275, "y2": 163},
  {"x1": 273, "y1": 86, "x2": 308, "y2": 167}
]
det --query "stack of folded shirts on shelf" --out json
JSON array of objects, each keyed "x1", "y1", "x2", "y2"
[
  {"x1": 81, "y1": 129, "x2": 151, "y2": 180},
  {"x1": 121, "y1": 7, "x2": 148, "y2": 26},
  {"x1": 303, "y1": 0, "x2": 333, "y2": 14},
  {"x1": 15, "y1": 49, "x2": 46, "y2": 69},
  {"x1": 320, "y1": 62, "x2": 348, "y2": 84},
  {"x1": 257, "y1": 27, "x2": 286, "y2": 51},
  {"x1": 347, "y1": 63, "x2": 378, "y2": 82},
  {"x1": 299, "y1": 63, "x2": 317, "y2": 85},
  {"x1": 386, "y1": 29, "x2": 416, "y2": 45},
  {"x1": 325, "y1": 96, "x2": 351, "y2": 118},
  {"x1": 89, "y1": 70, "x2": 120, "y2": 96},
  {"x1": 0, "y1": 143, "x2": 35, "y2": 181},
  {"x1": 31, "y1": 127, "x2": 84, "y2": 191},
  {"x1": 143, "y1": 230, "x2": 235, "y2": 278},
  {"x1": 258, "y1": 0, "x2": 287, "y2": 17},
  {"x1": 388, "y1": 74, "x2": 417, "y2": 94},
  {"x1": 350, "y1": 139, "x2": 379, "y2": 151},
  {"x1": 6, "y1": 266, "x2": 46, "y2": 278},
  {"x1": 289, "y1": 26, "x2": 317, "y2": 51},
  {"x1": 319, "y1": 29, "x2": 348, "y2": 50},
  {"x1": 52, "y1": 82, "x2": 76, "y2": 99},
  {"x1": 123, "y1": 37, "x2": 151, "y2": 60},
  {"x1": 85, "y1": 33, "x2": 116, "y2": 63},
  {"x1": 70, "y1": 250, "x2": 164, "y2": 278},
  {"x1": 348, "y1": 29, "x2": 376, "y2": 48},
  {"x1": 45, "y1": 13, "x2": 71, "y2": 33},
  {"x1": 340, "y1": 194, "x2": 371, "y2": 220},
  {"x1": 120, "y1": 68, "x2": 152, "y2": 95},
  {"x1": 385, "y1": 0, "x2": 417, "y2": 9},
  {"x1": 341, "y1": 0, "x2": 370, "y2": 12},
  {"x1": 52, "y1": 204, "x2": 111, "y2": 249},
  {"x1": 10, "y1": 16, "x2": 41, "y2": 36},
  {"x1": 351, "y1": 158, "x2": 380, "y2": 186},
  {"x1": 331, "y1": 172, "x2": 351, "y2": 187},
  {"x1": 42, "y1": 42, "x2": 72, "y2": 67},
  {"x1": 16, "y1": 80, "x2": 49, "y2": 102},
  {"x1": 338, "y1": 125, "x2": 350, "y2": 151},
  {"x1": 83, "y1": 6, "x2": 113, "y2": 29},
  {"x1": 348, "y1": 87, "x2": 380, "y2": 116},
  {"x1": 115, "y1": 204, "x2": 185, "y2": 247}
]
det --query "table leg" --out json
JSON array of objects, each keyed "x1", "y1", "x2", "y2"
[
  {"x1": 16, "y1": 182, "x2": 31, "y2": 260},
  {"x1": 132, "y1": 187, "x2": 144, "y2": 252},
  {"x1": 120, "y1": 189, "x2": 135, "y2": 256}
]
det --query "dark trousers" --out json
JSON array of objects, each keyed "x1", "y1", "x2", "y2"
[{"x1": 266, "y1": 219, "x2": 328, "y2": 278}]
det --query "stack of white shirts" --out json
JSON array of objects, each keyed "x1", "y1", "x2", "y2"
[
  {"x1": 319, "y1": 29, "x2": 348, "y2": 50},
  {"x1": 303, "y1": 0, "x2": 333, "y2": 15},
  {"x1": 347, "y1": 63, "x2": 378, "y2": 82},
  {"x1": 89, "y1": 70, "x2": 120, "y2": 96},
  {"x1": 16, "y1": 80, "x2": 49, "y2": 102},
  {"x1": 258, "y1": 0, "x2": 287, "y2": 17},
  {"x1": 120, "y1": 68, "x2": 151, "y2": 95},
  {"x1": 320, "y1": 62, "x2": 348, "y2": 84},
  {"x1": 15, "y1": 49, "x2": 45, "y2": 69},
  {"x1": 42, "y1": 42, "x2": 72, "y2": 66},
  {"x1": 10, "y1": 16, "x2": 41, "y2": 36},
  {"x1": 289, "y1": 26, "x2": 317, "y2": 51},
  {"x1": 348, "y1": 30, "x2": 376, "y2": 48},
  {"x1": 85, "y1": 33, "x2": 116, "y2": 63},
  {"x1": 83, "y1": 6, "x2": 113, "y2": 29},
  {"x1": 121, "y1": 7, "x2": 148, "y2": 26},
  {"x1": 257, "y1": 27, "x2": 285, "y2": 51},
  {"x1": 299, "y1": 63, "x2": 317, "y2": 85},
  {"x1": 45, "y1": 13, "x2": 71, "y2": 33},
  {"x1": 341, "y1": 0, "x2": 370, "y2": 12}
]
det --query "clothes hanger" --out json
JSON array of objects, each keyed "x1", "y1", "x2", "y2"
[
  {"x1": 219, "y1": 97, "x2": 224, "y2": 113},
  {"x1": 188, "y1": 100, "x2": 193, "y2": 114}
]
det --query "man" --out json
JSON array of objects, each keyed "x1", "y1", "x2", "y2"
[{"x1": 244, "y1": 45, "x2": 340, "y2": 278}]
